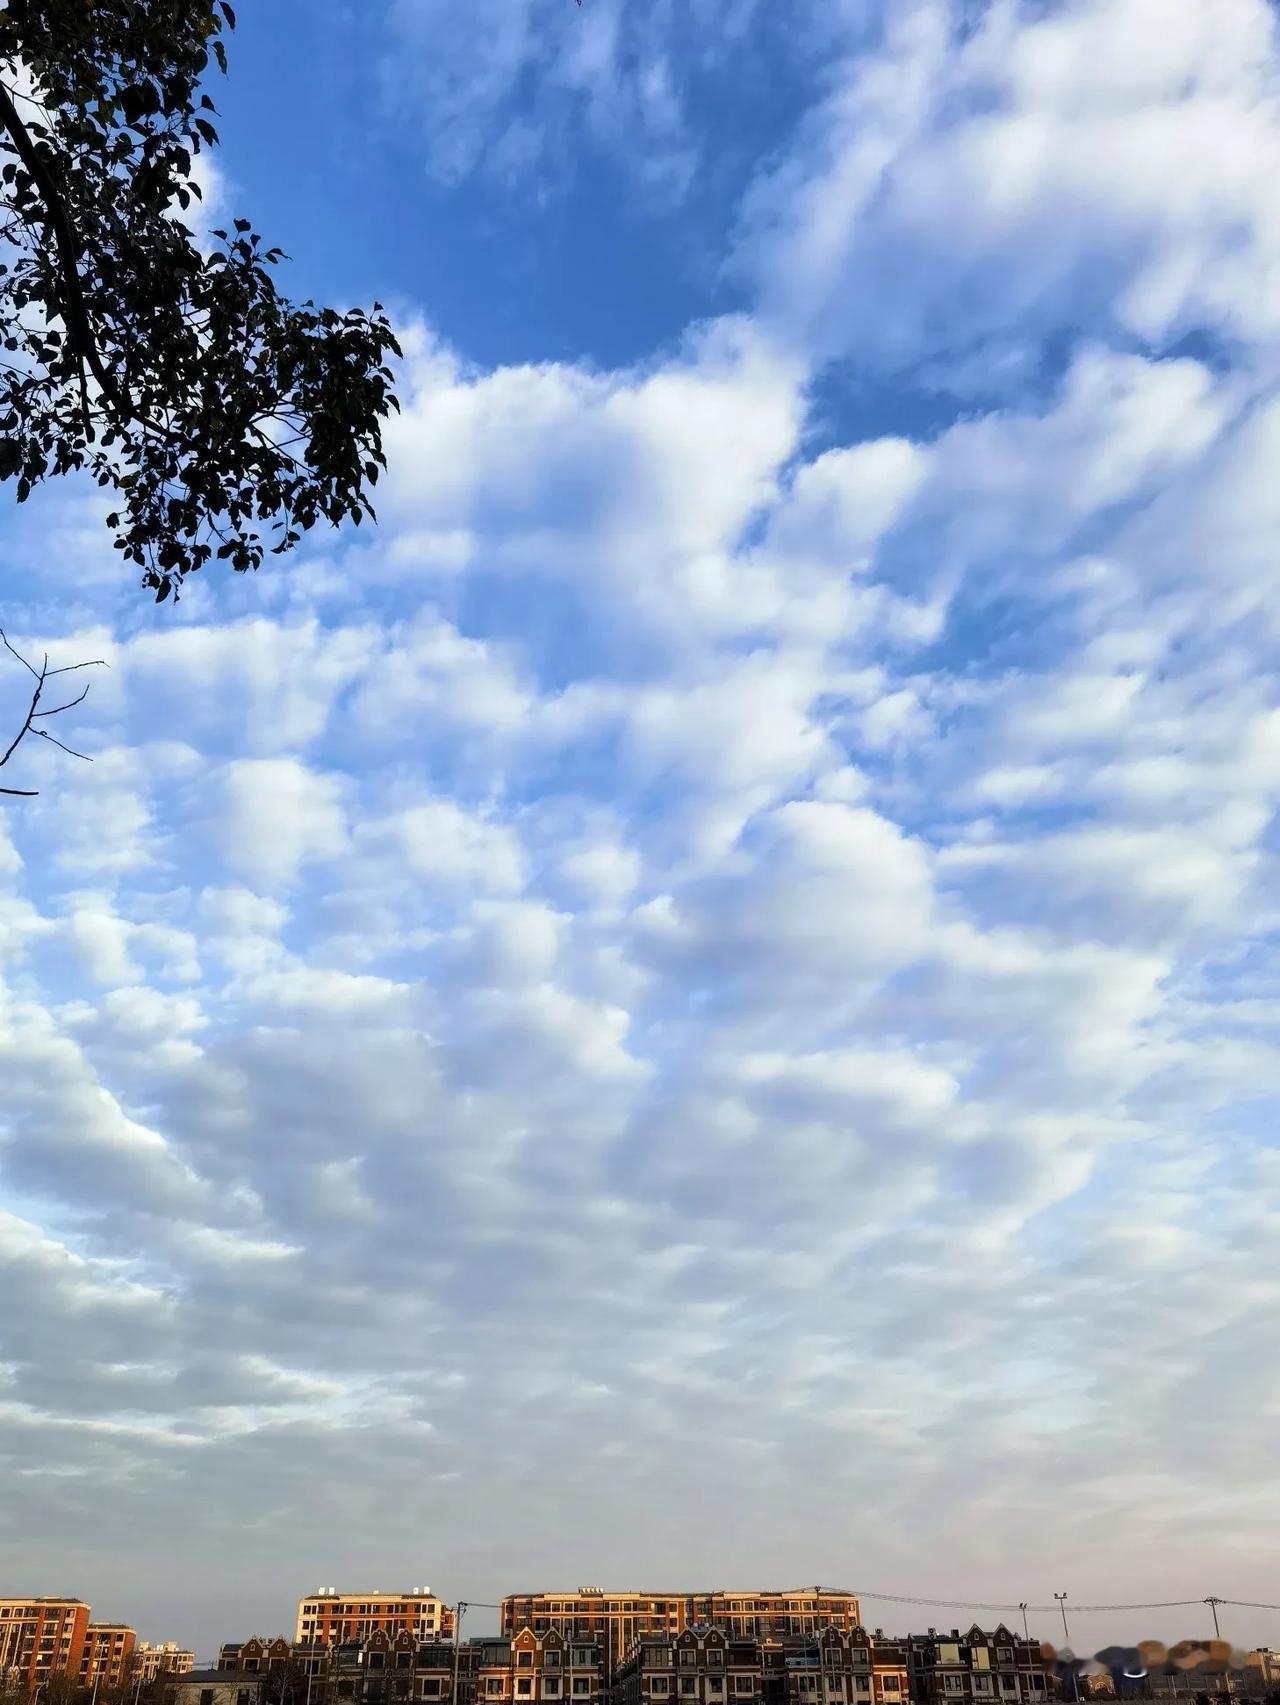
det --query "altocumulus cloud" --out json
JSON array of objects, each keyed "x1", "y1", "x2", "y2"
[{"x1": 2, "y1": 0, "x2": 1280, "y2": 1658}]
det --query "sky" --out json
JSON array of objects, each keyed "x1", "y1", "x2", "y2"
[{"x1": 2, "y1": 0, "x2": 1280, "y2": 1668}]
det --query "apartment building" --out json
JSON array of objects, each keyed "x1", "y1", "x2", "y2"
[
  {"x1": 0, "y1": 1598, "x2": 92, "y2": 1687},
  {"x1": 136, "y1": 1645, "x2": 197, "y2": 1684},
  {"x1": 81, "y1": 1624, "x2": 138, "y2": 1691},
  {"x1": 906, "y1": 1628, "x2": 1054, "y2": 1705},
  {"x1": 783, "y1": 1627, "x2": 909, "y2": 1705},
  {"x1": 500, "y1": 1593, "x2": 863, "y2": 1675},
  {"x1": 296, "y1": 1595, "x2": 455, "y2": 1647}
]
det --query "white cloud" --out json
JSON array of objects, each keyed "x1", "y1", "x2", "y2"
[
  {"x1": 740, "y1": 0, "x2": 1280, "y2": 366},
  {"x1": 216, "y1": 757, "x2": 348, "y2": 887}
]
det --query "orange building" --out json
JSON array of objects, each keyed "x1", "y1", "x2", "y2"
[
  {"x1": 0, "y1": 1598, "x2": 92, "y2": 1687},
  {"x1": 81, "y1": 1623, "x2": 138, "y2": 1692},
  {"x1": 500, "y1": 1593, "x2": 864, "y2": 1677},
  {"x1": 296, "y1": 1593, "x2": 456, "y2": 1647}
]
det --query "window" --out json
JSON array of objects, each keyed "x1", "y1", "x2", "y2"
[
  {"x1": 238, "y1": 1691, "x2": 252, "y2": 1705},
  {"x1": 398, "y1": 1656, "x2": 413, "y2": 1672},
  {"x1": 487, "y1": 1683, "x2": 504, "y2": 1696},
  {"x1": 709, "y1": 1655, "x2": 723, "y2": 1669},
  {"x1": 681, "y1": 1655, "x2": 697, "y2": 1670},
  {"x1": 370, "y1": 1657, "x2": 386, "y2": 1672},
  {"x1": 974, "y1": 1682, "x2": 992, "y2": 1695},
  {"x1": 997, "y1": 1656, "x2": 1012, "y2": 1667},
  {"x1": 882, "y1": 1684, "x2": 900, "y2": 1695},
  {"x1": 943, "y1": 1681, "x2": 964, "y2": 1696},
  {"x1": 546, "y1": 1655, "x2": 562, "y2": 1670},
  {"x1": 708, "y1": 1685, "x2": 722, "y2": 1696},
  {"x1": 519, "y1": 1657, "x2": 534, "y2": 1670},
  {"x1": 518, "y1": 1684, "x2": 533, "y2": 1697},
  {"x1": 544, "y1": 1685, "x2": 560, "y2": 1698},
  {"x1": 735, "y1": 1681, "x2": 753, "y2": 1695},
  {"x1": 572, "y1": 1683, "x2": 591, "y2": 1696},
  {"x1": 200, "y1": 1692, "x2": 214, "y2": 1704},
  {"x1": 652, "y1": 1682, "x2": 670, "y2": 1695},
  {"x1": 681, "y1": 1684, "x2": 697, "y2": 1696}
]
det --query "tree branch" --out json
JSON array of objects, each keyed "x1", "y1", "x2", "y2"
[
  {"x1": 0, "y1": 79, "x2": 132, "y2": 425},
  {"x1": 0, "y1": 627, "x2": 105, "y2": 798}
]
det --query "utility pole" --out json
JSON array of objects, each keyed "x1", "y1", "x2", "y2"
[
  {"x1": 1206, "y1": 1602, "x2": 1222, "y2": 1640},
  {"x1": 451, "y1": 1604, "x2": 466, "y2": 1705},
  {"x1": 1019, "y1": 1608, "x2": 1029, "y2": 1643},
  {"x1": 1053, "y1": 1597, "x2": 1078, "y2": 1705}
]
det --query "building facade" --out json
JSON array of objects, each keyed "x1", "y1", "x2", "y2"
[
  {"x1": 783, "y1": 1627, "x2": 909, "y2": 1705},
  {"x1": 217, "y1": 1640, "x2": 293, "y2": 1677},
  {"x1": 297, "y1": 1597, "x2": 455, "y2": 1648},
  {"x1": 137, "y1": 1646, "x2": 197, "y2": 1684},
  {"x1": 906, "y1": 1628, "x2": 1054, "y2": 1705},
  {"x1": 611, "y1": 1625, "x2": 763, "y2": 1705},
  {"x1": 0, "y1": 1599, "x2": 93, "y2": 1688},
  {"x1": 81, "y1": 1625, "x2": 138, "y2": 1692},
  {"x1": 500, "y1": 1594, "x2": 863, "y2": 1676}
]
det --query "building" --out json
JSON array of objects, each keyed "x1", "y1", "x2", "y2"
[
  {"x1": 0, "y1": 1598, "x2": 92, "y2": 1688},
  {"x1": 500, "y1": 1593, "x2": 863, "y2": 1677},
  {"x1": 137, "y1": 1646, "x2": 197, "y2": 1684},
  {"x1": 173, "y1": 1672, "x2": 264, "y2": 1705},
  {"x1": 217, "y1": 1640, "x2": 293, "y2": 1677},
  {"x1": 612, "y1": 1625, "x2": 764, "y2": 1705},
  {"x1": 297, "y1": 1596, "x2": 455, "y2": 1647},
  {"x1": 906, "y1": 1628, "x2": 1054, "y2": 1705},
  {"x1": 82, "y1": 1624, "x2": 139, "y2": 1691},
  {"x1": 782, "y1": 1627, "x2": 909, "y2": 1705},
  {"x1": 459, "y1": 1638, "x2": 516, "y2": 1705}
]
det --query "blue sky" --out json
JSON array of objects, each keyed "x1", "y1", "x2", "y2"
[{"x1": 3, "y1": 0, "x2": 1280, "y2": 1665}]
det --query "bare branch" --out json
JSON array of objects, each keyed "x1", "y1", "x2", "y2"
[
  {"x1": 35, "y1": 725, "x2": 91, "y2": 761},
  {"x1": 0, "y1": 629, "x2": 105, "y2": 798},
  {"x1": 33, "y1": 680, "x2": 91, "y2": 717},
  {"x1": 0, "y1": 625, "x2": 40, "y2": 678},
  {"x1": 47, "y1": 657, "x2": 108, "y2": 676}
]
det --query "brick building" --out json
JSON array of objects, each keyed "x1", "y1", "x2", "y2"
[
  {"x1": 501, "y1": 1593, "x2": 863, "y2": 1678},
  {"x1": 217, "y1": 1640, "x2": 293, "y2": 1678},
  {"x1": 906, "y1": 1628, "x2": 1054, "y2": 1705},
  {"x1": 783, "y1": 1627, "x2": 909, "y2": 1705},
  {"x1": 296, "y1": 1597, "x2": 454, "y2": 1647},
  {"x1": 612, "y1": 1624, "x2": 766, "y2": 1705},
  {"x1": 0, "y1": 1599, "x2": 92, "y2": 1688},
  {"x1": 81, "y1": 1625, "x2": 138, "y2": 1692}
]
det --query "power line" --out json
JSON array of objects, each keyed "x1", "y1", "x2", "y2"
[{"x1": 845, "y1": 1593, "x2": 1204, "y2": 1613}]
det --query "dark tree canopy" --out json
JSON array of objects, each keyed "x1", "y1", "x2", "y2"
[{"x1": 0, "y1": 0, "x2": 401, "y2": 602}]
